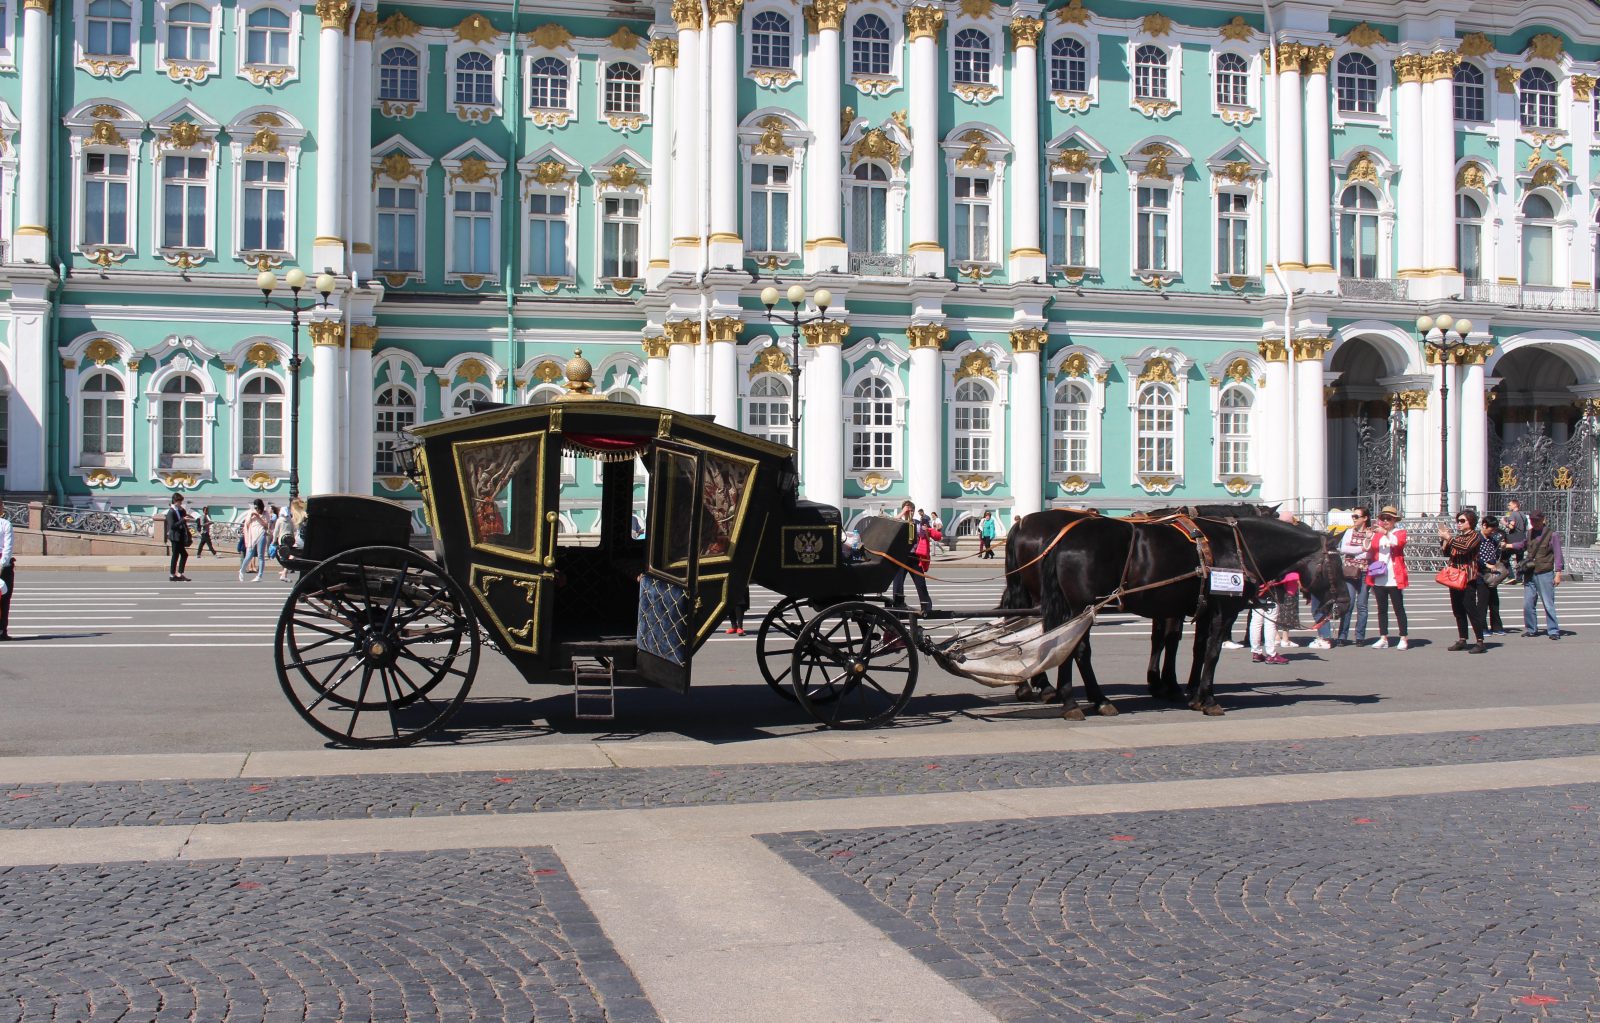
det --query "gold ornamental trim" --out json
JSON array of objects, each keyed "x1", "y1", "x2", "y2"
[
  {"x1": 1009, "y1": 15, "x2": 1043, "y2": 50},
  {"x1": 850, "y1": 127, "x2": 901, "y2": 165},
  {"x1": 1458, "y1": 32, "x2": 1493, "y2": 58},
  {"x1": 604, "y1": 162, "x2": 640, "y2": 188},
  {"x1": 307, "y1": 321, "x2": 346, "y2": 347},
  {"x1": 608, "y1": 26, "x2": 641, "y2": 50},
  {"x1": 707, "y1": 0, "x2": 744, "y2": 25},
  {"x1": 161, "y1": 121, "x2": 207, "y2": 150},
  {"x1": 160, "y1": 472, "x2": 203, "y2": 491},
  {"x1": 456, "y1": 13, "x2": 500, "y2": 44},
  {"x1": 315, "y1": 0, "x2": 353, "y2": 30},
  {"x1": 1256, "y1": 339, "x2": 1288, "y2": 363},
  {"x1": 665, "y1": 320, "x2": 701, "y2": 346},
  {"x1": 753, "y1": 116, "x2": 795, "y2": 156},
  {"x1": 349, "y1": 325, "x2": 379, "y2": 351},
  {"x1": 671, "y1": 0, "x2": 703, "y2": 30},
  {"x1": 1572, "y1": 75, "x2": 1597, "y2": 102},
  {"x1": 1220, "y1": 16, "x2": 1253, "y2": 42},
  {"x1": 1457, "y1": 163, "x2": 1487, "y2": 191},
  {"x1": 642, "y1": 335, "x2": 670, "y2": 360},
  {"x1": 706, "y1": 317, "x2": 744, "y2": 344},
  {"x1": 1291, "y1": 337, "x2": 1333, "y2": 362},
  {"x1": 647, "y1": 38, "x2": 679, "y2": 67},
  {"x1": 87, "y1": 121, "x2": 126, "y2": 147},
  {"x1": 244, "y1": 342, "x2": 280, "y2": 369},
  {"x1": 953, "y1": 351, "x2": 996, "y2": 382},
  {"x1": 960, "y1": 0, "x2": 993, "y2": 17},
  {"x1": 806, "y1": 0, "x2": 848, "y2": 33},
  {"x1": 379, "y1": 12, "x2": 422, "y2": 38},
  {"x1": 22, "y1": 0, "x2": 53, "y2": 12},
  {"x1": 529, "y1": 23, "x2": 571, "y2": 49},
  {"x1": 1495, "y1": 66, "x2": 1519, "y2": 94},
  {"x1": 1141, "y1": 13, "x2": 1171, "y2": 37},
  {"x1": 1302, "y1": 45, "x2": 1335, "y2": 76},
  {"x1": 1137, "y1": 357, "x2": 1177, "y2": 386},
  {"x1": 906, "y1": 324, "x2": 949, "y2": 350},
  {"x1": 1528, "y1": 33, "x2": 1564, "y2": 61},
  {"x1": 530, "y1": 159, "x2": 570, "y2": 186},
  {"x1": 81, "y1": 57, "x2": 134, "y2": 78},
  {"x1": 1395, "y1": 389, "x2": 1428, "y2": 411},
  {"x1": 1345, "y1": 22, "x2": 1385, "y2": 47},
  {"x1": 1054, "y1": 148, "x2": 1094, "y2": 174},
  {"x1": 84, "y1": 338, "x2": 120, "y2": 366},
  {"x1": 244, "y1": 64, "x2": 292, "y2": 87},
  {"x1": 803, "y1": 321, "x2": 849, "y2": 347},
  {"x1": 1421, "y1": 51, "x2": 1461, "y2": 83},
  {"x1": 748, "y1": 346, "x2": 790, "y2": 378},
  {"x1": 1393, "y1": 53, "x2": 1425, "y2": 84},
  {"x1": 353, "y1": 9, "x2": 378, "y2": 40},
  {"x1": 1060, "y1": 353, "x2": 1090, "y2": 378},
  {"x1": 1056, "y1": 0, "x2": 1089, "y2": 25},
  {"x1": 378, "y1": 152, "x2": 422, "y2": 183},
  {"x1": 905, "y1": 6, "x2": 944, "y2": 41},
  {"x1": 245, "y1": 128, "x2": 283, "y2": 155},
  {"x1": 1345, "y1": 152, "x2": 1378, "y2": 184}
]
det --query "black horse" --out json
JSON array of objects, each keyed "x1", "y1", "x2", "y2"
[{"x1": 1035, "y1": 514, "x2": 1349, "y2": 718}]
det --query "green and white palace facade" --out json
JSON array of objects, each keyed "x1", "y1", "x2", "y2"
[{"x1": 4, "y1": 0, "x2": 1600, "y2": 536}]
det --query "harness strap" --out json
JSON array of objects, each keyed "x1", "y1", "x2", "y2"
[{"x1": 1003, "y1": 516, "x2": 1095, "y2": 578}]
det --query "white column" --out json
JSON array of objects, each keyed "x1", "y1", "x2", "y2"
[
  {"x1": 1258, "y1": 342, "x2": 1293, "y2": 505},
  {"x1": 350, "y1": 9, "x2": 377, "y2": 279},
  {"x1": 310, "y1": 320, "x2": 346, "y2": 495},
  {"x1": 1008, "y1": 330, "x2": 1044, "y2": 517},
  {"x1": 669, "y1": 10, "x2": 703, "y2": 273},
  {"x1": 1572, "y1": 82, "x2": 1595, "y2": 289},
  {"x1": 666, "y1": 322, "x2": 697, "y2": 412},
  {"x1": 313, "y1": 1, "x2": 350, "y2": 273},
  {"x1": 6, "y1": 290, "x2": 51, "y2": 490},
  {"x1": 1302, "y1": 48, "x2": 1333, "y2": 273},
  {"x1": 706, "y1": 2, "x2": 743, "y2": 267},
  {"x1": 1443, "y1": 359, "x2": 1460, "y2": 511},
  {"x1": 805, "y1": 2, "x2": 847, "y2": 273},
  {"x1": 906, "y1": 7, "x2": 945, "y2": 275},
  {"x1": 1275, "y1": 46, "x2": 1305, "y2": 270},
  {"x1": 1393, "y1": 57, "x2": 1425, "y2": 277},
  {"x1": 346, "y1": 325, "x2": 376, "y2": 486},
  {"x1": 643, "y1": 337, "x2": 670, "y2": 407},
  {"x1": 646, "y1": 40, "x2": 677, "y2": 287},
  {"x1": 14, "y1": 0, "x2": 54, "y2": 262},
  {"x1": 1422, "y1": 56, "x2": 1461, "y2": 276},
  {"x1": 708, "y1": 317, "x2": 740, "y2": 428},
  {"x1": 1404, "y1": 395, "x2": 1430, "y2": 517},
  {"x1": 1293, "y1": 338, "x2": 1331, "y2": 514},
  {"x1": 802, "y1": 322, "x2": 846, "y2": 510},
  {"x1": 906, "y1": 325, "x2": 946, "y2": 518},
  {"x1": 1008, "y1": 17, "x2": 1046, "y2": 281},
  {"x1": 1459, "y1": 353, "x2": 1489, "y2": 511}
]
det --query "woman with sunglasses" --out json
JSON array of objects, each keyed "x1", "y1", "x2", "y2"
[
  {"x1": 1366, "y1": 506, "x2": 1410, "y2": 649},
  {"x1": 1438, "y1": 509, "x2": 1489, "y2": 653}
]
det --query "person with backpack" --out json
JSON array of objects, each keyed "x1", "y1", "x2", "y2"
[
  {"x1": 164, "y1": 493, "x2": 192, "y2": 582},
  {"x1": 192, "y1": 506, "x2": 217, "y2": 557}
]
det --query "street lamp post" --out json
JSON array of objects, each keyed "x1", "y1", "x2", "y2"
[
  {"x1": 1415, "y1": 312, "x2": 1473, "y2": 517},
  {"x1": 759, "y1": 284, "x2": 832, "y2": 462},
  {"x1": 257, "y1": 267, "x2": 340, "y2": 505}
]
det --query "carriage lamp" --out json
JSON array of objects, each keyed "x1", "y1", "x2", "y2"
[
  {"x1": 259, "y1": 268, "x2": 343, "y2": 506},
  {"x1": 760, "y1": 284, "x2": 832, "y2": 460},
  {"x1": 1416, "y1": 313, "x2": 1475, "y2": 517}
]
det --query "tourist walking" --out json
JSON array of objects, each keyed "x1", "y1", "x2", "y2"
[
  {"x1": 1479, "y1": 515, "x2": 1508, "y2": 634},
  {"x1": 1506, "y1": 509, "x2": 1564, "y2": 639},
  {"x1": 193, "y1": 506, "x2": 216, "y2": 557},
  {"x1": 1367, "y1": 506, "x2": 1410, "y2": 649},
  {"x1": 1502, "y1": 498, "x2": 1528, "y2": 571},
  {"x1": 239, "y1": 498, "x2": 271, "y2": 582},
  {"x1": 0, "y1": 510, "x2": 14, "y2": 640},
  {"x1": 977, "y1": 511, "x2": 997, "y2": 560},
  {"x1": 1336, "y1": 506, "x2": 1375, "y2": 646},
  {"x1": 1438, "y1": 509, "x2": 1488, "y2": 653},
  {"x1": 165, "y1": 493, "x2": 192, "y2": 582},
  {"x1": 890, "y1": 500, "x2": 936, "y2": 615}
]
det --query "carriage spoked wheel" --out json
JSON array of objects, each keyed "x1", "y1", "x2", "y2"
[
  {"x1": 789, "y1": 601, "x2": 919, "y2": 729},
  {"x1": 275, "y1": 545, "x2": 480, "y2": 748}
]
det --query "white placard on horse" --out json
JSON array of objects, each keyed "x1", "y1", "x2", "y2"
[{"x1": 1209, "y1": 568, "x2": 1245, "y2": 594}]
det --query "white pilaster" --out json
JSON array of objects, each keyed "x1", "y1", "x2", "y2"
[
  {"x1": 907, "y1": 7, "x2": 945, "y2": 275},
  {"x1": 313, "y1": 3, "x2": 351, "y2": 273},
  {"x1": 1443, "y1": 360, "x2": 1460, "y2": 512},
  {"x1": 708, "y1": 317, "x2": 740, "y2": 428},
  {"x1": 1459, "y1": 355, "x2": 1489, "y2": 511},
  {"x1": 666, "y1": 325, "x2": 696, "y2": 412},
  {"x1": 310, "y1": 320, "x2": 346, "y2": 495},
  {"x1": 1294, "y1": 339, "x2": 1331, "y2": 514},
  {"x1": 6, "y1": 288, "x2": 51, "y2": 491},
  {"x1": 1258, "y1": 342, "x2": 1293, "y2": 505},
  {"x1": 1008, "y1": 16, "x2": 1046, "y2": 282},
  {"x1": 1573, "y1": 81, "x2": 1595, "y2": 290},
  {"x1": 1008, "y1": 330, "x2": 1044, "y2": 517},
  {"x1": 805, "y1": 4, "x2": 847, "y2": 273},
  {"x1": 669, "y1": 10, "x2": 703, "y2": 273},
  {"x1": 1422, "y1": 57, "x2": 1460, "y2": 277},
  {"x1": 907, "y1": 325, "x2": 946, "y2": 518},
  {"x1": 1405, "y1": 400, "x2": 1430, "y2": 517},
  {"x1": 647, "y1": 40, "x2": 677, "y2": 287},
  {"x1": 1302, "y1": 48, "x2": 1333, "y2": 274},
  {"x1": 1394, "y1": 57, "x2": 1425, "y2": 276},
  {"x1": 350, "y1": 9, "x2": 377, "y2": 279},
  {"x1": 1275, "y1": 48, "x2": 1305, "y2": 270},
  {"x1": 346, "y1": 324, "x2": 376, "y2": 485},
  {"x1": 802, "y1": 326, "x2": 845, "y2": 511},
  {"x1": 706, "y1": 3, "x2": 743, "y2": 267},
  {"x1": 643, "y1": 337, "x2": 670, "y2": 407},
  {"x1": 14, "y1": 0, "x2": 54, "y2": 262}
]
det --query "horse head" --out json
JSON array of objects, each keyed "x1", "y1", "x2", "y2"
[{"x1": 1237, "y1": 518, "x2": 1349, "y2": 620}]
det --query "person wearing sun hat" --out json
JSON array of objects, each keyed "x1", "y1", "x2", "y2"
[{"x1": 1366, "y1": 506, "x2": 1411, "y2": 650}]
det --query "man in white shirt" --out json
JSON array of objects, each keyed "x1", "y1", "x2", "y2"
[{"x1": 0, "y1": 512, "x2": 14, "y2": 640}]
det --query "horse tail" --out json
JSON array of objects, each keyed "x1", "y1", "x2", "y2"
[
  {"x1": 999, "y1": 525, "x2": 1031, "y2": 610},
  {"x1": 1038, "y1": 541, "x2": 1070, "y2": 631}
]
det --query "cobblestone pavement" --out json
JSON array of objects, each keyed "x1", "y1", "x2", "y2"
[
  {"x1": 765, "y1": 784, "x2": 1600, "y2": 1023},
  {"x1": 2, "y1": 725, "x2": 1594, "y2": 830},
  {"x1": 0, "y1": 848, "x2": 659, "y2": 1023}
]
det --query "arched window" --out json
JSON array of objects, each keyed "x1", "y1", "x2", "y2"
[
  {"x1": 240, "y1": 376, "x2": 285, "y2": 462},
  {"x1": 1456, "y1": 193, "x2": 1484, "y2": 281},
  {"x1": 850, "y1": 377, "x2": 895, "y2": 471},
  {"x1": 851, "y1": 14, "x2": 891, "y2": 77},
  {"x1": 451, "y1": 384, "x2": 493, "y2": 417},
  {"x1": 604, "y1": 62, "x2": 642, "y2": 115},
  {"x1": 1521, "y1": 192, "x2": 1556, "y2": 287},
  {"x1": 1337, "y1": 185, "x2": 1380, "y2": 279},
  {"x1": 374, "y1": 385, "x2": 415, "y2": 474},
  {"x1": 1454, "y1": 63, "x2": 1486, "y2": 122},
  {"x1": 80, "y1": 371, "x2": 126, "y2": 463},
  {"x1": 605, "y1": 388, "x2": 639, "y2": 404},
  {"x1": 455, "y1": 51, "x2": 495, "y2": 107},
  {"x1": 526, "y1": 384, "x2": 563, "y2": 405},
  {"x1": 159, "y1": 376, "x2": 205, "y2": 465},
  {"x1": 528, "y1": 56, "x2": 569, "y2": 109},
  {"x1": 378, "y1": 47, "x2": 420, "y2": 102},
  {"x1": 86, "y1": 0, "x2": 133, "y2": 56},
  {"x1": 1335, "y1": 53, "x2": 1378, "y2": 114},
  {"x1": 1050, "y1": 37, "x2": 1088, "y2": 94},
  {"x1": 1133, "y1": 45, "x2": 1167, "y2": 100},
  {"x1": 1051, "y1": 380, "x2": 1092, "y2": 475},
  {"x1": 246, "y1": 7, "x2": 292, "y2": 66},
  {"x1": 849, "y1": 164, "x2": 889, "y2": 254},
  {"x1": 1217, "y1": 386, "x2": 1252, "y2": 475},
  {"x1": 167, "y1": 3, "x2": 211, "y2": 62},
  {"x1": 952, "y1": 378, "x2": 993, "y2": 472},
  {"x1": 953, "y1": 29, "x2": 991, "y2": 85},
  {"x1": 1519, "y1": 67, "x2": 1559, "y2": 130},
  {"x1": 750, "y1": 11, "x2": 791, "y2": 69},
  {"x1": 745, "y1": 375, "x2": 790, "y2": 446},
  {"x1": 1135, "y1": 383, "x2": 1176, "y2": 475},
  {"x1": 1215, "y1": 52, "x2": 1249, "y2": 107}
]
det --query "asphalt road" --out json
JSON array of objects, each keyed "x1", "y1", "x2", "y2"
[{"x1": 2, "y1": 563, "x2": 1594, "y2": 757}]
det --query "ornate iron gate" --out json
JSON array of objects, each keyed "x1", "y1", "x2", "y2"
[
  {"x1": 1489, "y1": 414, "x2": 1598, "y2": 546},
  {"x1": 1352, "y1": 402, "x2": 1407, "y2": 513}
]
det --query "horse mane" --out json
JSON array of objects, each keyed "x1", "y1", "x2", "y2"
[{"x1": 1149, "y1": 503, "x2": 1277, "y2": 519}]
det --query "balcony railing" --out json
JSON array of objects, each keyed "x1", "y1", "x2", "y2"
[
  {"x1": 848, "y1": 251, "x2": 913, "y2": 278},
  {"x1": 1463, "y1": 280, "x2": 1599, "y2": 312},
  {"x1": 1338, "y1": 277, "x2": 1410, "y2": 302}
]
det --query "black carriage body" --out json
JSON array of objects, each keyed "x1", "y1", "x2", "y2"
[{"x1": 751, "y1": 506, "x2": 913, "y2": 601}]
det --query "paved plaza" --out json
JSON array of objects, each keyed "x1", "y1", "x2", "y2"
[{"x1": 1, "y1": 566, "x2": 1597, "y2": 1021}]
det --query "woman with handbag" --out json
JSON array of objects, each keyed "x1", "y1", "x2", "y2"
[
  {"x1": 1478, "y1": 515, "x2": 1508, "y2": 635},
  {"x1": 1366, "y1": 506, "x2": 1410, "y2": 650},
  {"x1": 1437, "y1": 509, "x2": 1488, "y2": 653}
]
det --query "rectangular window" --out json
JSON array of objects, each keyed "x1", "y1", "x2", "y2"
[
  {"x1": 1136, "y1": 185, "x2": 1170, "y2": 271},
  {"x1": 161, "y1": 401, "x2": 204, "y2": 455},
  {"x1": 1523, "y1": 224, "x2": 1554, "y2": 287},
  {"x1": 1051, "y1": 406, "x2": 1089, "y2": 474},
  {"x1": 1219, "y1": 419, "x2": 1249, "y2": 474},
  {"x1": 162, "y1": 154, "x2": 208, "y2": 250},
  {"x1": 86, "y1": 6, "x2": 132, "y2": 56},
  {"x1": 83, "y1": 151, "x2": 130, "y2": 247},
  {"x1": 1215, "y1": 191, "x2": 1249, "y2": 275},
  {"x1": 953, "y1": 405, "x2": 991, "y2": 472},
  {"x1": 850, "y1": 180, "x2": 888, "y2": 253},
  {"x1": 242, "y1": 158, "x2": 287, "y2": 251},
  {"x1": 376, "y1": 185, "x2": 418, "y2": 272},
  {"x1": 1136, "y1": 410, "x2": 1174, "y2": 473},
  {"x1": 749, "y1": 163, "x2": 791, "y2": 253},
  {"x1": 528, "y1": 192, "x2": 569, "y2": 276},
  {"x1": 1049, "y1": 179, "x2": 1088, "y2": 267},
  {"x1": 601, "y1": 194, "x2": 641, "y2": 279},
  {"x1": 451, "y1": 189, "x2": 493, "y2": 274},
  {"x1": 850, "y1": 404, "x2": 894, "y2": 470},
  {"x1": 953, "y1": 175, "x2": 991, "y2": 262}
]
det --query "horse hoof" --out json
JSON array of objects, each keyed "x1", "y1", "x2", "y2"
[
  {"x1": 1096, "y1": 702, "x2": 1120, "y2": 717},
  {"x1": 1061, "y1": 707, "x2": 1086, "y2": 721},
  {"x1": 1201, "y1": 703, "x2": 1226, "y2": 717},
  {"x1": 1014, "y1": 684, "x2": 1038, "y2": 703}
]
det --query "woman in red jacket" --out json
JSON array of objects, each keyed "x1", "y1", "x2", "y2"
[{"x1": 1366, "y1": 506, "x2": 1410, "y2": 649}]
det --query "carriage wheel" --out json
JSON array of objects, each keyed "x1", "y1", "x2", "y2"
[
  {"x1": 275, "y1": 545, "x2": 480, "y2": 748},
  {"x1": 789, "y1": 601, "x2": 918, "y2": 729},
  {"x1": 757, "y1": 597, "x2": 811, "y2": 701}
]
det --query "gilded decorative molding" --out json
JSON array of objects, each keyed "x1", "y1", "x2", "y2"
[
  {"x1": 905, "y1": 324, "x2": 948, "y2": 350},
  {"x1": 1302, "y1": 45, "x2": 1335, "y2": 76},
  {"x1": 670, "y1": 0, "x2": 703, "y2": 30},
  {"x1": 707, "y1": 0, "x2": 744, "y2": 25},
  {"x1": 379, "y1": 152, "x2": 422, "y2": 183},
  {"x1": 905, "y1": 6, "x2": 944, "y2": 41},
  {"x1": 954, "y1": 351, "x2": 997, "y2": 382},
  {"x1": 161, "y1": 121, "x2": 207, "y2": 150},
  {"x1": 1494, "y1": 66, "x2": 1519, "y2": 94},
  {"x1": 165, "y1": 59, "x2": 209, "y2": 82},
  {"x1": 453, "y1": 13, "x2": 499, "y2": 43},
  {"x1": 851, "y1": 75, "x2": 898, "y2": 96},
  {"x1": 1136, "y1": 475, "x2": 1178, "y2": 495},
  {"x1": 163, "y1": 250, "x2": 206, "y2": 270},
  {"x1": 349, "y1": 325, "x2": 379, "y2": 351},
  {"x1": 1056, "y1": 0, "x2": 1089, "y2": 25},
  {"x1": 806, "y1": 0, "x2": 849, "y2": 33},
  {"x1": 603, "y1": 162, "x2": 640, "y2": 188},
  {"x1": 860, "y1": 472, "x2": 893, "y2": 493},
  {"x1": 1345, "y1": 22, "x2": 1385, "y2": 47},
  {"x1": 87, "y1": 121, "x2": 126, "y2": 147},
  {"x1": 803, "y1": 321, "x2": 849, "y2": 346},
  {"x1": 1456, "y1": 163, "x2": 1487, "y2": 191},
  {"x1": 608, "y1": 26, "x2": 640, "y2": 50},
  {"x1": 1223, "y1": 477, "x2": 1254, "y2": 495},
  {"x1": 665, "y1": 320, "x2": 701, "y2": 345},
  {"x1": 1135, "y1": 99, "x2": 1178, "y2": 119},
  {"x1": 314, "y1": 0, "x2": 353, "y2": 30},
  {"x1": 1458, "y1": 32, "x2": 1493, "y2": 58},
  {"x1": 1136, "y1": 357, "x2": 1177, "y2": 385},
  {"x1": 1528, "y1": 33, "x2": 1564, "y2": 61},
  {"x1": 1225, "y1": 358, "x2": 1252, "y2": 383},
  {"x1": 1532, "y1": 164, "x2": 1561, "y2": 188},
  {"x1": 1572, "y1": 75, "x2": 1597, "y2": 102},
  {"x1": 1141, "y1": 13, "x2": 1171, "y2": 38},
  {"x1": 244, "y1": 342, "x2": 280, "y2": 369},
  {"x1": 1053, "y1": 148, "x2": 1093, "y2": 174},
  {"x1": 1061, "y1": 353, "x2": 1089, "y2": 378},
  {"x1": 1395, "y1": 389, "x2": 1428, "y2": 411},
  {"x1": 84, "y1": 339, "x2": 120, "y2": 366},
  {"x1": 379, "y1": 11, "x2": 421, "y2": 37},
  {"x1": 1009, "y1": 15, "x2": 1043, "y2": 50},
  {"x1": 850, "y1": 127, "x2": 901, "y2": 165},
  {"x1": 529, "y1": 159, "x2": 570, "y2": 187},
  {"x1": 1137, "y1": 143, "x2": 1175, "y2": 181},
  {"x1": 647, "y1": 39, "x2": 678, "y2": 68},
  {"x1": 957, "y1": 475, "x2": 998, "y2": 493},
  {"x1": 307, "y1": 322, "x2": 346, "y2": 347},
  {"x1": 22, "y1": 0, "x2": 53, "y2": 12},
  {"x1": 954, "y1": 130, "x2": 993, "y2": 169},
  {"x1": 641, "y1": 335, "x2": 669, "y2": 360},
  {"x1": 353, "y1": 9, "x2": 378, "y2": 40},
  {"x1": 1291, "y1": 336, "x2": 1333, "y2": 361},
  {"x1": 80, "y1": 57, "x2": 134, "y2": 78},
  {"x1": 1009, "y1": 328, "x2": 1047, "y2": 354},
  {"x1": 1257, "y1": 339, "x2": 1288, "y2": 362},
  {"x1": 89, "y1": 104, "x2": 125, "y2": 118},
  {"x1": 960, "y1": 0, "x2": 993, "y2": 17},
  {"x1": 753, "y1": 116, "x2": 795, "y2": 156},
  {"x1": 1273, "y1": 42, "x2": 1306, "y2": 72},
  {"x1": 1345, "y1": 152, "x2": 1378, "y2": 183},
  {"x1": 1220, "y1": 16, "x2": 1253, "y2": 42},
  {"x1": 528, "y1": 23, "x2": 570, "y2": 49},
  {"x1": 1454, "y1": 343, "x2": 1494, "y2": 366},
  {"x1": 451, "y1": 156, "x2": 493, "y2": 185},
  {"x1": 1421, "y1": 51, "x2": 1461, "y2": 83},
  {"x1": 243, "y1": 65, "x2": 293, "y2": 87},
  {"x1": 245, "y1": 128, "x2": 283, "y2": 155},
  {"x1": 706, "y1": 317, "x2": 744, "y2": 344},
  {"x1": 1393, "y1": 53, "x2": 1425, "y2": 84},
  {"x1": 748, "y1": 346, "x2": 790, "y2": 377},
  {"x1": 160, "y1": 472, "x2": 203, "y2": 490},
  {"x1": 1222, "y1": 160, "x2": 1256, "y2": 183}
]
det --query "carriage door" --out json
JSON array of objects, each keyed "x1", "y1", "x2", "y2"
[{"x1": 636, "y1": 442, "x2": 703, "y2": 691}]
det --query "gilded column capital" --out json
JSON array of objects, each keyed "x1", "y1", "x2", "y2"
[
  {"x1": 706, "y1": 317, "x2": 745, "y2": 343},
  {"x1": 1395, "y1": 389, "x2": 1429, "y2": 411},
  {"x1": 665, "y1": 319, "x2": 702, "y2": 345},
  {"x1": 1302, "y1": 45, "x2": 1335, "y2": 76},
  {"x1": 707, "y1": 0, "x2": 744, "y2": 26},
  {"x1": 1291, "y1": 336, "x2": 1333, "y2": 361},
  {"x1": 803, "y1": 320, "x2": 849, "y2": 346},
  {"x1": 1421, "y1": 51, "x2": 1462, "y2": 83},
  {"x1": 1008, "y1": 15, "x2": 1044, "y2": 50},
  {"x1": 307, "y1": 321, "x2": 346, "y2": 347},
  {"x1": 1572, "y1": 74, "x2": 1597, "y2": 102},
  {"x1": 906, "y1": 324, "x2": 949, "y2": 350},
  {"x1": 1494, "y1": 66, "x2": 1519, "y2": 94},
  {"x1": 349, "y1": 324, "x2": 379, "y2": 350},
  {"x1": 353, "y1": 9, "x2": 378, "y2": 41},
  {"x1": 21, "y1": 0, "x2": 53, "y2": 13},
  {"x1": 905, "y1": 6, "x2": 944, "y2": 41},
  {"x1": 647, "y1": 39, "x2": 679, "y2": 68},
  {"x1": 806, "y1": 0, "x2": 849, "y2": 32},
  {"x1": 670, "y1": 0, "x2": 703, "y2": 30},
  {"x1": 1257, "y1": 338, "x2": 1288, "y2": 362},
  {"x1": 314, "y1": 0, "x2": 354, "y2": 31},
  {"x1": 642, "y1": 334, "x2": 670, "y2": 359},
  {"x1": 1454, "y1": 343, "x2": 1494, "y2": 366},
  {"x1": 1393, "y1": 53, "x2": 1425, "y2": 84},
  {"x1": 1009, "y1": 328, "x2": 1048, "y2": 354},
  {"x1": 1272, "y1": 42, "x2": 1307, "y2": 73}
]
